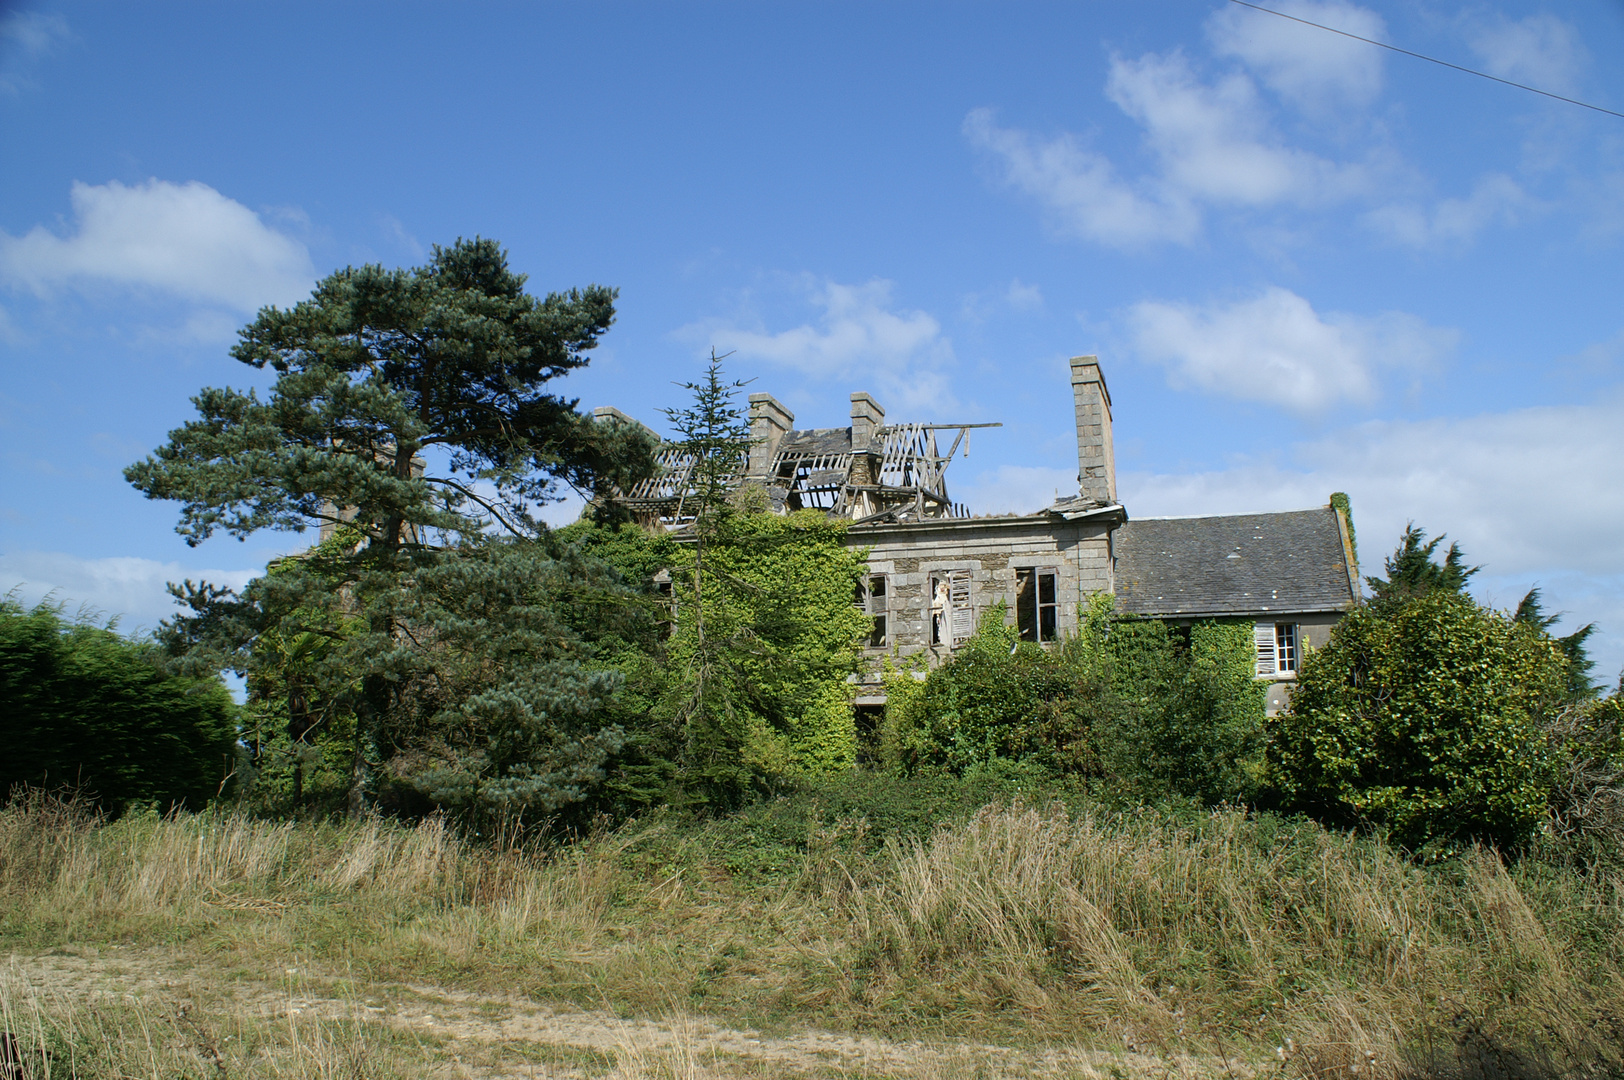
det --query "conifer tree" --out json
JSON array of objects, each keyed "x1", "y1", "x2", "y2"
[
  {"x1": 1365, "y1": 523, "x2": 1479, "y2": 609},
  {"x1": 127, "y1": 239, "x2": 658, "y2": 816}
]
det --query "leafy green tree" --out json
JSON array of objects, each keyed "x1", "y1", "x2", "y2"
[
  {"x1": 1365, "y1": 524, "x2": 1479, "y2": 610},
  {"x1": 126, "y1": 239, "x2": 658, "y2": 816},
  {"x1": 1267, "y1": 590, "x2": 1570, "y2": 852},
  {"x1": 0, "y1": 600, "x2": 237, "y2": 811},
  {"x1": 1097, "y1": 616, "x2": 1266, "y2": 805}
]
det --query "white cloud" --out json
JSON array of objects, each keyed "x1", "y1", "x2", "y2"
[
  {"x1": 1106, "y1": 51, "x2": 1366, "y2": 208},
  {"x1": 1127, "y1": 286, "x2": 1455, "y2": 412},
  {"x1": 0, "y1": 11, "x2": 70, "y2": 95},
  {"x1": 691, "y1": 279, "x2": 956, "y2": 411},
  {"x1": 1365, "y1": 173, "x2": 1534, "y2": 247},
  {"x1": 1121, "y1": 394, "x2": 1624, "y2": 679},
  {"x1": 1122, "y1": 398, "x2": 1624, "y2": 576},
  {"x1": 965, "y1": 48, "x2": 1371, "y2": 249},
  {"x1": 1207, "y1": 0, "x2": 1386, "y2": 112},
  {"x1": 1466, "y1": 13, "x2": 1586, "y2": 97},
  {"x1": 1, "y1": 551, "x2": 258, "y2": 634},
  {"x1": 0, "y1": 179, "x2": 315, "y2": 312},
  {"x1": 963, "y1": 107, "x2": 1197, "y2": 248},
  {"x1": 1006, "y1": 279, "x2": 1044, "y2": 311}
]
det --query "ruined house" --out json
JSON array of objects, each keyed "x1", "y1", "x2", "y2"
[{"x1": 600, "y1": 355, "x2": 1359, "y2": 713}]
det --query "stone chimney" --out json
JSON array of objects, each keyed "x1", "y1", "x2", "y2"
[
  {"x1": 849, "y1": 392, "x2": 886, "y2": 489},
  {"x1": 850, "y1": 393, "x2": 885, "y2": 451},
  {"x1": 747, "y1": 393, "x2": 794, "y2": 476},
  {"x1": 592, "y1": 405, "x2": 660, "y2": 442},
  {"x1": 1069, "y1": 356, "x2": 1115, "y2": 505}
]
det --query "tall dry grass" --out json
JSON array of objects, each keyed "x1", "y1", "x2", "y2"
[
  {"x1": 839, "y1": 802, "x2": 1624, "y2": 1076},
  {"x1": 4, "y1": 790, "x2": 1623, "y2": 1077}
]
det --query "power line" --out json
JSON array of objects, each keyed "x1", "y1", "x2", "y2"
[{"x1": 1227, "y1": 0, "x2": 1624, "y2": 120}]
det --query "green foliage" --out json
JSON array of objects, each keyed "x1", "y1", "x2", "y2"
[
  {"x1": 1098, "y1": 616, "x2": 1267, "y2": 805},
  {"x1": 665, "y1": 510, "x2": 870, "y2": 800},
  {"x1": 886, "y1": 604, "x2": 1091, "y2": 776},
  {"x1": 1268, "y1": 590, "x2": 1571, "y2": 852},
  {"x1": 126, "y1": 239, "x2": 658, "y2": 818},
  {"x1": 126, "y1": 238, "x2": 656, "y2": 550},
  {"x1": 0, "y1": 600, "x2": 237, "y2": 811},
  {"x1": 1365, "y1": 523, "x2": 1479, "y2": 610},
  {"x1": 559, "y1": 509, "x2": 871, "y2": 811},
  {"x1": 884, "y1": 595, "x2": 1266, "y2": 805},
  {"x1": 1514, "y1": 586, "x2": 1598, "y2": 702},
  {"x1": 1330, "y1": 491, "x2": 1357, "y2": 570}
]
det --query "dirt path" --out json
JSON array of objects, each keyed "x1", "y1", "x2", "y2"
[{"x1": 6, "y1": 946, "x2": 1228, "y2": 1078}]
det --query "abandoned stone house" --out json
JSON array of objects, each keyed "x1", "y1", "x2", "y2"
[{"x1": 600, "y1": 355, "x2": 1360, "y2": 714}]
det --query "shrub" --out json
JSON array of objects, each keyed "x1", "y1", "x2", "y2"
[
  {"x1": 1267, "y1": 591, "x2": 1570, "y2": 852},
  {"x1": 884, "y1": 598, "x2": 1267, "y2": 805},
  {"x1": 1097, "y1": 616, "x2": 1266, "y2": 805},
  {"x1": 0, "y1": 600, "x2": 238, "y2": 811}
]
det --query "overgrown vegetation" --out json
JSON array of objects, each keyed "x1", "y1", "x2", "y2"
[
  {"x1": 883, "y1": 597, "x2": 1267, "y2": 805},
  {"x1": 3, "y1": 787, "x2": 1624, "y2": 1077},
  {"x1": 15, "y1": 237, "x2": 1624, "y2": 1074},
  {"x1": 0, "y1": 599, "x2": 237, "y2": 813}
]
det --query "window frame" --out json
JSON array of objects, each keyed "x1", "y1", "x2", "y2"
[
  {"x1": 1015, "y1": 566, "x2": 1060, "y2": 644},
  {"x1": 929, "y1": 569, "x2": 974, "y2": 648},
  {"x1": 856, "y1": 573, "x2": 889, "y2": 648},
  {"x1": 1255, "y1": 621, "x2": 1299, "y2": 677}
]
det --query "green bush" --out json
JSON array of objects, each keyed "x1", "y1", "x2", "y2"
[
  {"x1": 883, "y1": 598, "x2": 1266, "y2": 805},
  {"x1": 0, "y1": 600, "x2": 238, "y2": 811},
  {"x1": 1098, "y1": 617, "x2": 1266, "y2": 804},
  {"x1": 1267, "y1": 591, "x2": 1570, "y2": 852}
]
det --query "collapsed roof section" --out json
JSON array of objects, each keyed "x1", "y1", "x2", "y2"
[
  {"x1": 600, "y1": 355, "x2": 1119, "y2": 530},
  {"x1": 601, "y1": 393, "x2": 998, "y2": 528}
]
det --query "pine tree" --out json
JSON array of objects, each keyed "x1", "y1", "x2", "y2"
[
  {"x1": 1515, "y1": 587, "x2": 1599, "y2": 703},
  {"x1": 127, "y1": 239, "x2": 658, "y2": 817},
  {"x1": 658, "y1": 352, "x2": 760, "y2": 804}
]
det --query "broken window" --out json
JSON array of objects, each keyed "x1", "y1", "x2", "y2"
[
  {"x1": 929, "y1": 570, "x2": 973, "y2": 647},
  {"x1": 1255, "y1": 622, "x2": 1298, "y2": 676},
  {"x1": 855, "y1": 573, "x2": 888, "y2": 648},
  {"x1": 1015, "y1": 567, "x2": 1058, "y2": 643}
]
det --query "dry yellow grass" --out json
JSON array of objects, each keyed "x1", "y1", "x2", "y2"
[{"x1": 2, "y1": 789, "x2": 1622, "y2": 1078}]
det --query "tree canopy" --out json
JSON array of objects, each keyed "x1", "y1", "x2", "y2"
[
  {"x1": 1364, "y1": 523, "x2": 1479, "y2": 609},
  {"x1": 126, "y1": 239, "x2": 658, "y2": 817},
  {"x1": 0, "y1": 600, "x2": 237, "y2": 812},
  {"x1": 127, "y1": 237, "x2": 655, "y2": 550}
]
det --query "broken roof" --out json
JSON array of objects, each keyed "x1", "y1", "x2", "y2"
[{"x1": 1114, "y1": 508, "x2": 1358, "y2": 618}]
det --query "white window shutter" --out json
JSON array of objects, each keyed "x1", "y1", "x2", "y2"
[
  {"x1": 1254, "y1": 623, "x2": 1277, "y2": 676},
  {"x1": 949, "y1": 571, "x2": 973, "y2": 644}
]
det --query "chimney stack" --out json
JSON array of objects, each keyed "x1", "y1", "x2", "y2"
[
  {"x1": 850, "y1": 392, "x2": 885, "y2": 452},
  {"x1": 1069, "y1": 356, "x2": 1115, "y2": 505},
  {"x1": 747, "y1": 393, "x2": 794, "y2": 476}
]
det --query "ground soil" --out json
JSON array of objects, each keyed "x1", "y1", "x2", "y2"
[{"x1": 6, "y1": 945, "x2": 1232, "y2": 1078}]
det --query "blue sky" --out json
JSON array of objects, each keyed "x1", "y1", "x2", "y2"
[{"x1": 4, "y1": 1, "x2": 1624, "y2": 681}]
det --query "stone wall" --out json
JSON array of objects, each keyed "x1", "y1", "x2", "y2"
[{"x1": 847, "y1": 515, "x2": 1114, "y2": 665}]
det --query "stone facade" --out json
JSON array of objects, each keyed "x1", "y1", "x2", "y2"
[{"x1": 600, "y1": 353, "x2": 1358, "y2": 708}]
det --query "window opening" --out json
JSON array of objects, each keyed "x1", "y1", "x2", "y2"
[
  {"x1": 1275, "y1": 623, "x2": 1298, "y2": 673},
  {"x1": 855, "y1": 574, "x2": 888, "y2": 647},
  {"x1": 930, "y1": 570, "x2": 973, "y2": 647},
  {"x1": 1015, "y1": 568, "x2": 1059, "y2": 643},
  {"x1": 1255, "y1": 622, "x2": 1299, "y2": 676}
]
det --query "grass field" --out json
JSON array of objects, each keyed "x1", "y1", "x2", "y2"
[{"x1": 3, "y1": 780, "x2": 1622, "y2": 1078}]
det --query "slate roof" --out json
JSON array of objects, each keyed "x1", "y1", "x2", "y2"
[
  {"x1": 775, "y1": 428, "x2": 852, "y2": 457},
  {"x1": 1114, "y1": 508, "x2": 1357, "y2": 618}
]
